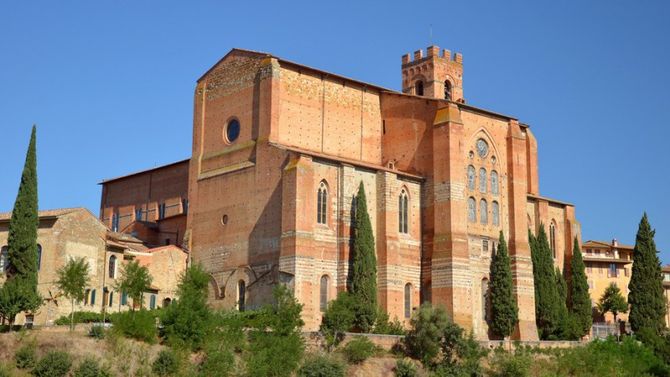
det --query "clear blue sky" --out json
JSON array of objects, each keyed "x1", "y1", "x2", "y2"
[{"x1": 1, "y1": 1, "x2": 668, "y2": 261}]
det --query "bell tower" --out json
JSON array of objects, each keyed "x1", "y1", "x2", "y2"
[{"x1": 401, "y1": 45, "x2": 463, "y2": 102}]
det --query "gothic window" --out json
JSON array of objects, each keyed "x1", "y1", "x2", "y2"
[
  {"x1": 399, "y1": 189, "x2": 409, "y2": 234},
  {"x1": 0, "y1": 246, "x2": 8, "y2": 273},
  {"x1": 320, "y1": 275, "x2": 329, "y2": 312},
  {"x1": 491, "y1": 171, "x2": 499, "y2": 195},
  {"x1": 317, "y1": 182, "x2": 328, "y2": 225},
  {"x1": 467, "y1": 165, "x2": 476, "y2": 190},
  {"x1": 479, "y1": 168, "x2": 487, "y2": 193},
  {"x1": 415, "y1": 80, "x2": 424, "y2": 96},
  {"x1": 467, "y1": 197, "x2": 476, "y2": 223},
  {"x1": 109, "y1": 255, "x2": 117, "y2": 278},
  {"x1": 550, "y1": 221, "x2": 557, "y2": 259},
  {"x1": 492, "y1": 201, "x2": 500, "y2": 226},
  {"x1": 404, "y1": 283, "x2": 412, "y2": 318},
  {"x1": 238, "y1": 280, "x2": 246, "y2": 312},
  {"x1": 36, "y1": 244, "x2": 41, "y2": 271},
  {"x1": 480, "y1": 199, "x2": 488, "y2": 224},
  {"x1": 481, "y1": 278, "x2": 489, "y2": 321},
  {"x1": 444, "y1": 80, "x2": 452, "y2": 101}
]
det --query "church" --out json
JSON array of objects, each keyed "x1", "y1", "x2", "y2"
[{"x1": 99, "y1": 44, "x2": 580, "y2": 341}]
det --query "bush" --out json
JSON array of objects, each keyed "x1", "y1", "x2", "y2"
[
  {"x1": 54, "y1": 311, "x2": 105, "y2": 326},
  {"x1": 31, "y1": 351, "x2": 72, "y2": 377},
  {"x1": 110, "y1": 309, "x2": 157, "y2": 343},
  {"x1": 374, "y1": 311, "x2": 406, "y2": 336},
  {"x1": 15, "y1": 342, "x2": 37, "y2": 369},
  {"x1": 152, "y1": 350, "x2": 180, "y2": 376},
  {"x1": 88, "y1": 324, "x2": 105, "y2": 340},
  {"x1": 394, "y1": 359, "x2": 417, "y2": 377},
  {"x1": 341, "y1": 336, "x2": 377, "y2": 364},
  {"x1": 404, "y1": 303, "x2": 450, "y2": 368},
  {"x1": 487, "y1": 348, "x2": 531, "y2": 377},
  {"x1": 636, "y1": 327, "x2": 670, "y2": 365},
  {"x1": 297, "y1": 354, "x2": 346, "y2": 377},
  {"x1": 73, "y1": 358, "x2": 111, "y2": 377},
  {"x1": 320, "y1": 292, "x2": 356, "y2": 347}
]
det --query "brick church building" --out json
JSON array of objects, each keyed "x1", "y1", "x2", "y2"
[{"x1": 100, "y1": 44, "x2": 580, "y2": 341}]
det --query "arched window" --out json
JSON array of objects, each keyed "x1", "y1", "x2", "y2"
[
  {"x1": 163, "y1": 298, "x2": 172, "y2": 308},
  {"x1": 238, "y1": 280, "x2": 246, "y2": 312},
  {"x1": 479, "y1": 168, "x2": 487, "y2": 193},
  {"x1": 90, "y1": 289, "x2": 96, "y2": 306},
  {"x1": 109, "y1": 255, "x2": 117, "y2": 278},
  {"x1": 481, "y1": 278, "x2": 489, "y2": 321},
  {"x1": 404, "y1": 283, "x2": 412, "y2": 318},
  {"x1": 36, "y1": 244, "x2": 41, "y2": 271},
  {"x1": 467, "y1": 165, "x2": 476, "y2": 190},
  {"x1": 492, "y1": 201, "x2": 500, "y2": 226},
  {"x1": 415, "y1": 80, "x2": 424, "y2": 96},
  {"x1": 491, "y1": 171, "x2": 499, "y2": 195},
  {"x1": 444, "y1": 80, "x2": 452, "y2": 100},
  {"x1": 0, "y1": 246, "x2": 8, "y2": 273},
  {"x1": 317, "y1": 182, "x2": 328, "y2": 225},
  {"x1": 399, "y1": 189, "x2": 409, "y2": 234},
  {"x1": 480, "y1": 199, "x2": 488, "y2": 224},
  {"x1": 149, "y1": 294, "x2": 156, "y2": 309},
  {"x1": 550, "y1": 222, "x2": 557, "y2": 259},
  {"x1": 467, "y1": 197, "x2": 476, "y2": 223},
  {"x1": 319, "y1": 275, "x2": 329, "y2": 312}
]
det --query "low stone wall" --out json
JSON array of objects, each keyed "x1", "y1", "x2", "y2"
[{"x1": 478, "y1": 340, "x2": 583, "y2": 350}]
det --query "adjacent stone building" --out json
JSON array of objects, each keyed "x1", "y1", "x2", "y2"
[
  {"x1": 100, "y1": 44, "x2": 582, "y2": 340},
  {"x1": 0, "y1": 208, "x2": 188, "y2": 326}
]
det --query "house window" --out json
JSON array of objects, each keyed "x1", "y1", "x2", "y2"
[
  {"x1": 317, "y1": 182, "x2": 328, "y2": 225},
  {"x1": 109, "y1": 255, "x2": 117, "y2": 279},
  {"x1": 111, "y1": 212, "x2": 119, "y2": 232},
  {"x1": 609, "y1": 263, "x2": 617, "y2": 278},
  {"x1": 479, "y1": 168, "x2": 487, "y2": 193},
  {"x1": 0, "y1": 246, "x2": 7, "y2": 272},
  {"x1": 109, "y1": 291, "x2": 114, "y2": 307},
  {"x1": 404, "y1": 283, "x2": 412, "y2": 318},
  {"x1": 121, "y1": 291, "x2": 127, "y2": 306},
  {"x1": 149, "y1": 294, "x2": 156, "y2": 309},
  {"x1": 587, "y1": 263, "x2": 592, "y2": 273},
  {"x1": 491, "y1": 171, "x2": 499, "y2": 195},
  {"x1": 90, "y1": 289, "x2": 96, "y2": 306},
  {"x1": 415, "y1": 80, "x2": 424, "y2": 96},
  {"x1": 320, "y1": 275, "x2": 329, "y2": 312},
  {"x1": 444, "y1": 80, "x2": 452, "y2": 100},
  {"x1": 549, "y1": 222, "x2": 557, "y2": 259},
  {"x1": 467, "y1": 165, "x2": 476, "y2": 190},
  {"x1": 158, "y1": 203, "x2": 166, "y2": 220},
  {"x1": 238, "y1": 280, "x2": 246, "y2": 312},
  {"x1": 163, "y1": 298, "x2": 172, "y2": 308},
  {"x1": 36, "y1": 244, "x2": 42, "y2": 271},
  {"x1": 135, "y1": 208, "x2": 143, "y2": 221},
  {"x1": 480, "y1": 199, "x2": 488, "y2": 224},
  {"x1": 182, "y1": 198, "x2": 189, "y2": 215},
  {"x1": 492, "y1": 201, "x2": 500, "y2": 226},
  {"x1": 482, "y1": 239, "x2": 489, "y2": 253},
  {"x1": 467, "y1": 197, "x2": 476, "y2": 223},
  {"x1": 399, "y1": 189, "x2": 409, "y2": 234}
]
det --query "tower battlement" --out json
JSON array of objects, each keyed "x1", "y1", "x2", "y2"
[
  {"x1": 401, "y1": 45, "x2": 463, "y2": 66},
  {"x1": 401, "y1": 45, "x2": 464, "y2": 101}
]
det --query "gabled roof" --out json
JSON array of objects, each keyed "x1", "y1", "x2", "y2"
[{"x1": 583, "y1": 240, "x2": 635, "y2": 250}]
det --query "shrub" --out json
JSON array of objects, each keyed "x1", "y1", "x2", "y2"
[
  {"x1": 88, "y1": 324, "x2": 105, "y2": 340},
  {"x1": 199, "y1": 338, "x2": 236, "y2": 377},
  {"x1": 404, "y1": 303, "x2": 450, "y2": 368},
  {"x1": 15, "y1": 342, "x2": 37, "y2": 369},
  {"x1": 488, "y1": 348, "x2": 531, "y2": 377},
  {"x1": 54, "y1": 311, "x2": 105, "y2": 326},
  {"x1": 341, "y1": 336, "x2": 377, "y2": 364},
  {"x1": 394, "y1": 359, "x2": 417, "y2": 377},
  {"x1": 636, "y1": 327, "x2": 670, "y2": 365},
  {"x1": 374, "y1": 311, "x2": 406, "y2": 336},
  {"x1": 152, "y1": 349, "x2": 180, "y2": 377},
  {"x1": 320, "y1": 292, "x2": 356, "y2": 347},
  {"x1": 31, "y1": 351, "x2": 72, "y2": 377},
  {"x1": 73, "y1": 358, "x2": 112, "y2": 377},
  {"x1": 297, "y1": 354, "x2": 346, "y2": 377},
  {"x1": 110, "y1": 309, "x2": 157, "y2": 343}
]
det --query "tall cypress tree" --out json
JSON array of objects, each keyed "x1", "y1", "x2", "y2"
[
  {"x1": 489, "y1": 231, "x2": 518, "y2": 339},
  {"x1": 569, "y1": 237, "x2": 592, "y2": 337},
  {"x1": 350, "y1": 182, "x2": 377, "y2": 332},
  {"x1": 555, "y1": 267, "x2": 567, "y2": 310},
  {"x1": 530, "y1": 224, "x2": 562, "y2": 339},
  {"x1": 628, "y1": 213, "x2": 666, "y2": 333},
  {"x1": 1, "y1": 126, "x2": 42, "y2": 324}
]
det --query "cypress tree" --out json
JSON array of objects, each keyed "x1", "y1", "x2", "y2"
[
  {"x1": 556, "y1": 267, "x2": 567, "y2": 307},
  {"x1": 628, "y1": 213, "x2": 666, "y2": 333},
  {"x1": 350, "y1": 182, "x2": 377, "y2": 332},
  {"x1": 2, "y1": 126, "x2": 41, "y2": 324},
  {"x1": 569, "y1": 237, "x2": 592, "y2": 337},
  {"x1": 489, "y1": 231, "x2": 518, "y2": 339},
  {"x1": 530, "y1": 224, "x2": 562, "y2": 339}
]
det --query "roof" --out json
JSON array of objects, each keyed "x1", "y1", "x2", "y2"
[
  {"x1": 527, "y1": 194, "x2": 574, "y2": 207},
  {"x1": 0, "y1": 207, "x2": 85, "y2": 222},
  {"x1": 99, "y1": 158, "x2": 189, "y2": 185},
  {"x1": 583, "y1": 240, "x2": 635, "y2": 250}
]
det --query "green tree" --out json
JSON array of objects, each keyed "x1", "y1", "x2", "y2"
[
  {"x1": 628, "y1": 213, "x2": 666, "y2": 333},
  {"x1": 530, "y1": 225, "x2": 563, "y2": 339},
  {"x1": 598, "y1": 282, "x2": 628, "y2": 324},
  {"x1": 3, "y1": 126, "x2": 42, "y2": 324},
  {"x1": 404, "y1": 303, "x2": 450, "y2": 368},
  {"x1": 320, "y1": 291, "x2": 356, "y2": 348},
  {"x1": 0, "y1": 279, "x2": 41, "y2": 326},
  {"x1": 349, "y1": 182, "x2": 377, "y2": 332},
  {"x1": 56, "y1": 257, "x2": 90, "y2": 331},
  {"x1": 556, "y1": 267, "x2": 567, "y2": 307},
  {"x1": 568, "y1": 237, "x2": 592, "y2": 337},
  {"x1": 114, "y1": 260, "x2": 152, "y2": 310},
  {"x1": 489, "y1": 231, "x2": 519, "y2": 339}
]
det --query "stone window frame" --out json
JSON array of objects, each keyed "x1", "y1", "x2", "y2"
[
  {"x1": 316, "y1": 181, "x2": 329, "y2": 226},
  {"x1": 319, "y1": 274, "x2": 330, "y2": 312},
  {"x1": 398, "y1": 187, "x2": 410, "y2": 234},
  {"x1": 404, "y1": 283, "x2": 412, "y2": 319}
]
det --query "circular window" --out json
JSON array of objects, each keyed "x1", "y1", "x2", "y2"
[
  {"x1": 221, "y1": 214, "x2": 229, "y2": 225},
  {"x1": 225, "y1": 119, "x2": 240, "y2": 143},
  {"x1": 476, "y1": 139, "x2": 489, "y2": 158}
]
